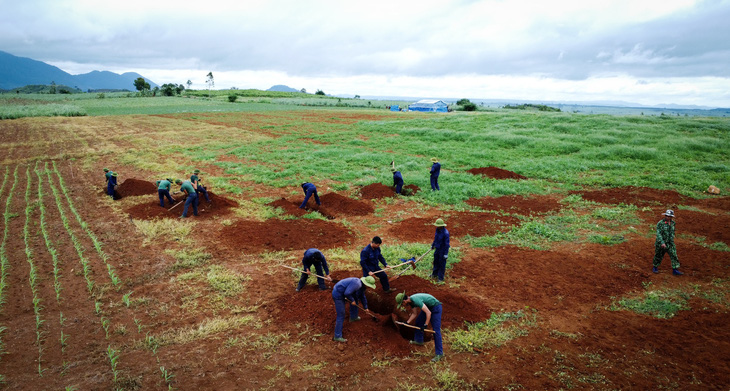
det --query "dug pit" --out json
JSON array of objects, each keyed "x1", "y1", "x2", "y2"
[
  {"x1": 467, "y1": 166, "x2": 527, "y2": 180},
  {"x1": 272, "y1": 193, "x2": 374, "y2": 219},
  {"x1": 359, "y1": 183, "x2": 420, "y2": 199},
  {"x1": 125, "y1": 191, "x2": 237, "y2": 220},
  {"x1": 272, "y1": 271, "x2": 492, "y2": 356}
]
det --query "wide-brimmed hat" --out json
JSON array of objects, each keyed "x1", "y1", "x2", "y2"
[
  {"x1": 103, "y1": 168, "x2": 109, "y2": 172},
  {"x1": 175, "y1": 179, "x2": 182, "y2": 184},
  {"x1": 430, "y1": 157, "x2": 439, "y2": 163},
  {"x1": 395, "y1": 292, "x2": 406, "y2": 308},
  {"x1": 360, "y1": 276, "x2": 376, "y2": 289},
  {"x1": 433, "y1": 218, "x2": 447, "y2": 227},
  {"x1": 111, "y1": 172, "x2": 118, "y2": 177},
  {"x1": 193, "y1": 169, "x2": 200, "y2": 174},
  {"x1": 390, "y1": 167, "x2": 397, "y2": 172},
  {"x1": 662, "y1": 209, "x2": 675, "y2": 217}
]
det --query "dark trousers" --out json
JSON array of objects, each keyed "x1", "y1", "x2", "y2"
[
  {"x1": 394, "y1": 180, "x2": 403, "y2": 194},
  {"x1": 196, "y1": 185, "x2": 211, "y2": 202},
  {"x1": 430, "y1": 175, "x2": 440, "y2": 191},
  {"x1": 363, "y1": 266, "x2": 390, "y2": 291},
  {"x1": 182, "y1": 193, "x2": 199, "y2": 217},
  {"x1": 414, "y1": 304, "x2": 443, "y2": 355},
  {"x1": 158, "y1": 189, "x2": 174, "y2": 207},
  {"x1": 300, "y1": 188, "x2": 321, "y2": 208},
  {"x1": 431, "y1": 250, "x2": 447, "y2": 281},
  {"x1": 297, "y1": 260, "x2": 327, "y2": 290},
  {"x1": 333, "y1": 297, "x2": 359, "y2": 338}
]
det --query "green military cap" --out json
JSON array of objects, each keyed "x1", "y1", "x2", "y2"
[
  {"x1": 390, "y1": 167, "x2": 397, "y2": 172},
  {"x1": 175, "y1": 179, "x2": 182, "y2": 184},
  {"x1": 165, "y1": 178, "x2": 172, "y2": 182},
  {"x1": 193, "y1": 169, "x2": 200, "y2": 174},
  {"x1": 360, "y1": 276, "x2": 376, "y2": 289},
  {"x1": 111, "y1": 172, "x2": 118, "y2": 177},
  {"x1": 103, "y1": 168, "x2": 109, "y2": 172}
]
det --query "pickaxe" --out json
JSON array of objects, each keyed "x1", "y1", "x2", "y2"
[
  {"x1": 279, "y1": 264, "x2": 335, "y2": 283},
  {"x1": 393, "y1": 248, "x2": 433, "y2": 279}
]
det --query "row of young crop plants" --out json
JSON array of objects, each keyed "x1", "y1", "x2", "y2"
[{"x1": 0, "y1": 162, "x2": 131, "y2": 388}]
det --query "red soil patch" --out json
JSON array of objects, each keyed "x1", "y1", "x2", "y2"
[
  {"x1": 272, "y1": 272, "x2": 492, "y2": 356},
  {"x1": 125, "y1": 191, "x2": 236, "y2": 220},
  {"x1": 466, "y1": 194, "x2": 563, "y2": 216},
  {"x1": 570, "y1": 186, "x2": 689, "y2": 207},
  {"x1": 318, "y1": 193, "x2": 374, "y2": 216},
  {"x1": 116, "y1": 178, "x2": 158, "y2": 197},
  {"x1": 639, "y1": 208, "x2": 730, "y2": 244},
  {"x1": 467, "y1": 166, "x2": 527, "y2": 180},
  {"x1": 359, "y1": 183, "x2": 421, "y2": 199},
  {"x1": 388, "y1": 212, "x2": 520, "y2": 242},
  {"x1": 218, "y1": 219, "x2": 356, "y2": 253},
  {"x1": 267, "y1": 198, "x2": 308, "y2": 217},
  {"x1": 359, "y1": 183, "x2": 396, "y2": 199}
]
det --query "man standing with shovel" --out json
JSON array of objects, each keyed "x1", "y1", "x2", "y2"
[
  {"x1": 296, "y1": 248, "x2": 332, "y2": 292},
  {"x1": 361, "y1": 236, "x2": 396, "y2": 293},
  {"x1": 175, "y1": 178, "x2": 198, "y2": 218},
  {"x1": 396, "y1": 292, "x2": 444, "y2": 362},
  {"x1": 331, "y1": 276, "x2": 377, "y2": 342},
  {"x1": 431, "y1": 218, "x2": 450, "y2": 281}
]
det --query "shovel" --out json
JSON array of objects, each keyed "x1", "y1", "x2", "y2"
[
  {"x1": 279, "y1": 264, "x2": 336, "y2": 283},
  {"x1": 346, "y1": 299, "x2": 378, "y2": 322},
  {"x1": 391, "y1": 314, "x2": 436, "y2": 334},
  {"x1": 393, "y1": 248, "x2": 433, "y2": 279}
]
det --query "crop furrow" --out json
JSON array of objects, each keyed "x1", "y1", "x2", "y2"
[
  {"x1": 34, "y1": 162, "x2": 62, "y2": 303},
  {"x1": 52, "y1": 161, "x2": 121, "y2": 287},
  {"x1": 24, "y1": 165, "x2": 46, "y2": 376}
]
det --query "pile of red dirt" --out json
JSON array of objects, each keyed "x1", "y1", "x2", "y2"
[
  {"x1": 360, "y1": 183, "x2": 396, "y2": 199},
  {"x1": 218, "y1": 219, "x2": 355, "y2": 253},
  {"x1": 570, "y1": 186, "x2": 689, "y2": 207},
  {"x1": 466, "y1": 194, "x2": 563, "y2": 216},
  {"x1": 125, "y1": 191, "x2": 236, "y2": 220},
  {"x1": 388, "y1": 212, "x2": 521, "y2": 242},
  {"x1": 267, "y1": 198, "x2": 308, "y2": 217},
  {"x1": 272, "y1": 272, "x2": 492, "y2": 356},
  {"x1": 116, "y1": 178, "x2": 158, "y2": 198},
  {"x1": 318, "y1": 193, "x2": 374, "y2": 216},
  {"x1": 467, "y1": 167, "x2": 527, "y2": 180}
]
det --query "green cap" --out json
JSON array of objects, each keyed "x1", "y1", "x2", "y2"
[
  {"x1": 434, "y1": 218, "x2": 446, "y2": 227},
  {"x1": 430, "y1": 157, "x2": 439, "y2": 163},
  {"x1": 111, "y1": 172, "x2": 118, "y2": 177},
  {"x1": 166, "y1": 178, "x2": 172, "y2": 182},
  {"x1": 103, "y1": 168, "x2": 109, "y2": 172},
  {"x1": 395, "y1": 292, "x2": 406, "y2": 307},
  {"x1": 175, "y1": 179, "x2": 182, "y2": 184},
  {"x1": 360, "y1": 276, "x2": 376, "y2": 289},
  {"x1": 193, "y1": 169, "x2": 200, "y2": 174},
  {"x1": 390, "y1": 167, "x2": 397, "y2": 172}
]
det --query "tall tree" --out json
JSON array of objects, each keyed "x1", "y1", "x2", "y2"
[
  {"x1": 186, "y1": 80, "x2": 192, "y2": 89},
  {"x1": 134, "y1": 77, "x2": 150, "y2": 91},
  {"x1": 205, "y1": 72, "x2": 214, "y2": 96}
]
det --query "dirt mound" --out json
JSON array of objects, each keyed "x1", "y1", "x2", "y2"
[
  {"x1": 116, "y1": 178, "x2": 158, "y2": 198},
  {"x1": 360, "y1": 183, "x2": 396, "y2": 199},
  {"x1": 125, "y1": 191, "x2": 236, "y2": 220},
  {"x1": 570, "y1": 186, "x2": 689, "y2": 207},
  {"x1": 267, "y1": 198, "x2": 308, "y2": 217},
  {"x1": 388, "y1": 212, "x2": 520, "y2": 242},
  {"x1": 468, "y1": 167, "x2": 527, "y2": 180},
  {"x1": 466, "y1": 194, "x2": 563, "y2": 216},
  {"x1": 319, "y1": 193, "x2": 374, "y2": 216},
  {"x1": 272, "y1": 272, "x2": 492, "y2": 356},
  {"x1": 218, "y1": 219, "x2": 355, "y2": 253}
]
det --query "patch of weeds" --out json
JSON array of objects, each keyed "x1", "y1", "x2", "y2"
[
  {"x1": 301, "y1": 361, "x2": 327, "y2": 371},
  {"x1": 709, "y1": 242, "x2": 730, "y2": 252},
  {"x1": 133, "y1": 219, "x2": 193, "y2": 245},
  {"x1": 166, "y1": 248, "x2": 212, "y2": 271},
  {"x1": 207, "y1": 265, "x2": 251, "y2": 296},
  {"x1": 447, "y1": 308, "x2": 537, "y2": 353},
  {"x1": 467, "y1": 211, "x2": 581, "y2": 250},
  {"x1": 302, "y1": 211, "x2": 328, "y2": 220},
  {"x1": 431, "y1": 364, "x2": 484, "y2": 390},
  {"x1": 610, "y1": 289, "x2": 690, "y2": 318},
  {"x1": 589, "y1": 234, "x2": 626, "y2": 245},
  {"x1": 252, "y1": 332, "x2": 288, "y2": 350},
  {"x1": 234, "y1": 200, "x2": 283, "y2": 220},
  {"x1": 549, "y1": 330, "x2": 580, "y2": 340},
  {"x1": 139, "y1": 315, "x2": 256, "y2": 348}
]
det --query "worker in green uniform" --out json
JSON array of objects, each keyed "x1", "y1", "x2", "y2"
[
  {"x1": 175, "y1": 178, "x2": 198, "y2": 218},
  {"x1": 103, "y1": 168, "x2": 113, "y2": 184},
  {"x1": 190, "y1": 169, "x2": 211, "y2": 203},
  {"x1": 155, "y1": 178, "x2": 175, "y2": 207},
  {"x1": 396, "y1": 292, "x2": 444, "y2": 362},
  {"x1": 653, "y1": 209, "x2": 683, "y2": 275}
]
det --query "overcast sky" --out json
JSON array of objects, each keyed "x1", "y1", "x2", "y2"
[{"x1": 2, "y1": 0, "x2": 730, "y2": 107}]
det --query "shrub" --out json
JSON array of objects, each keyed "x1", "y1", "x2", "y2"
[
  {"x1": 228, "y1": 94, "x2": 238, "y2": 103},
  {"x1": 463, "y1": 102, "x2": 477, "y2": 111}
]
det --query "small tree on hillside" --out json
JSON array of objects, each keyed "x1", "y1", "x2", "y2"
[
  {"x1": 300, "y1": 88, "x2": 307, "y2": 93},
  {"x1": 457, "y1": 98, "x2": 471, "y2": 105},
  {"x1": 315, "y1": 89, "x2": 325, "y2": 96},
  {"x1": 134, "y1": 77, "x2": 150, "y2": 91},
  {"x1": 205, "y1": 72, "x2": 214, "y2": 96},
  {"x1": 186, "y1": 80, "x2": 192, "y2": 90}
]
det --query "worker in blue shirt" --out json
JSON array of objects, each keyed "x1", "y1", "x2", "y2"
[
  {"x1": 299, "y1": 182, "x2": 321, "y2": 209},
  {"x1": 332, "y1": 276, "x2": 376, "y2": 342},
  {"x1": 296, "y1": 248, "x2": 332, "y2": 291},
  {"x1": 191, "y1": 169, "x2": 211, "y2": 203},
  {"x1": 107, "y1": 172, "x2": 118, "y2": 199},
  {"x1": 431, "y1": 218, "x2": 450, "y2": 281},
  {"x1": 103, "y1": 168, "x2": 112, "y2": 184},
  {"x1": 360, "y1": 236, "x2": 395, "y2": 293},
  {"x1": 429, "y1": 157, "x2": 441, "y2": 191},
  {"x1": 392, "y1": 167, "x2": 404, "y2": 194}
]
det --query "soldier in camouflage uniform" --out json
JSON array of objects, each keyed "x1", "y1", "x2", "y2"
[{"x1": 652, "y1": 209, "x2": 683, "y2": 276}]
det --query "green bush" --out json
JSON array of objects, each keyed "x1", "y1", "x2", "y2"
[
  {"x1": 228, "y1": 94, "x2": 238, "y2": 103},
  {"x1": 463, "y1": 102, "x2": 477, "y2": 111}
]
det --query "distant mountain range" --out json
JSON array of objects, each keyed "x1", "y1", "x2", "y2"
[{"x1": 0, "y1": 50, "x2": 157, "y2": 91}]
